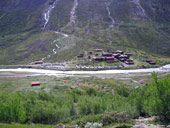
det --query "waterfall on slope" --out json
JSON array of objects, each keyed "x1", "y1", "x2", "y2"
[
  {"x1": 106, "y1": 2, "x2": 115, "y2": 28},
  {"x1": 130, "y1": 0, "x2": 147, "y2": 19},
  {"x1": 43, "y1": 0, "x2": 58, "y2": 29},
  {"x1": 70, "y1": 0, "x2": 78, "y2": 25}
]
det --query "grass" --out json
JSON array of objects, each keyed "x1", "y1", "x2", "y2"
[
  {"x1": 0, "y1": 71, "x2": 168, "y2": 94},
  {"x1": 0, "y1": 123, "x2": 55, "y2": 128},
  {"x1": 0, "y1": 72, "x2": 170, "y2": 127},
  {"x1": 0, "y1": 75, "x2": 137, "y2": 127},
  {"x1": 0, "y1": 71, "x2": 161, "y2": 94}
]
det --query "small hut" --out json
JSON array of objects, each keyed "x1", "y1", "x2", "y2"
[
  {"x1": 93, "y1": 49, "x2": 103, "y2": 52},
  {"x1": 146, "y1": 60, "x2": 156, "y2": 65},
  {"x1": 77, "y1": 54, "x2": 84, "y2": 58},
  {"x1": 93, "y1": 57, "x2": 105, "y2": 61},
  {"x1": 102, "y1": 53, "x2": 112, "y2": 57},
  {"x1": 125, "y1": 61, "x2": 134, "y2": 65},
  {"x1": 114, "y1": 50, "x2": 124, "y2": 54},
  {"x1": 34, "y1": 61, "x2": 43, "y2": 64},
  {"x1": 31, "y1": 81, "x2": 40, "y2": 86}
]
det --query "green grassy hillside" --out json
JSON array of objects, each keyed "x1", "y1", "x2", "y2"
[{"x1": 0, "y1": 0, "x2": 169, "y2": 64}]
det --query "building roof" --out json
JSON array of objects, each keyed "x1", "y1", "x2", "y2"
[
  {"x1": 102, "y1": 53, "x2": 113, "y2": 56},
  {"x1": 93, "y1": 57, "x2": 105, "y2": 61},
  {"x1": 31, "y1": 81, "x2": 40, "y2": 85},
  {"x1": 105, "y1": 57, "x2": 115, "y2": 60},
  {"x1": 34, "y1": 61, "x2": 43, "y2": 64}
]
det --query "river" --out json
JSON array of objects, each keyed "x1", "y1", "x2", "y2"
[{"x1": 0, "y1": 64, "x2": 170, "y2": 77}]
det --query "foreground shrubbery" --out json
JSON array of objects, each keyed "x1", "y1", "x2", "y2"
[
  {"x1": 143, "y1": 73, "x2": 170, "y2": 122},
  {"x1": 0, "y1": 74, "x2": 170, "y2": 125}
]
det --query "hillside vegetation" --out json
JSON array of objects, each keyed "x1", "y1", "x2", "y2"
[
  {"x1": 0, "y1": 0, "x2": 170, "y2": 64},
  {"x1": 0, "y1": 73, "x2": 170, "y2": 127}
]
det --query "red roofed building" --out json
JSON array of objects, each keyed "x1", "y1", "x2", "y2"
[
  {"x1": 146, "y1": 60, "x2": 156, "y2": 65},
  {"x1": 105, "y1": 57, "x2": 115, "y2": 60},
  {"x1": 31, "y1": 81, "x2": 40, "y2": 86},
  {"x1": 146, "y1": 60, "x2": 153, "y2": 63},
  {"x1": 34, "y1": 61, "x2": 43, "y2": 64},
  {"x1": 106, "y1": 57, "x2": 118, "y2": 63},
  {"x1": 93, "y1": 57, "x2": 106, "y2": 61},
  {"x1": 114, "y1": 50, "x2": 124, "y2": 54},
  {"x1": 125, "y1": 61, "x2": 134, "y2": 65},
  {"x1": 149, "y1": 61, "x2": 156, "y2": 65}
]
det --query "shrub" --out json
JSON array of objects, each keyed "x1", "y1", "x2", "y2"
[{"x1": 144, "y1": 73, "x2": 170, "y2": 122}]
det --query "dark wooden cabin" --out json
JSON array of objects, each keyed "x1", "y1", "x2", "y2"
[
  {"x1": 126, "y1": 59, "x2": 133, "y2": 62},
  {"x1": 119, "y1": 58, "x2": 126, "y2": 62},
  {"x1": 93, "y1": 49, "x2": 103, "y2": 52},
  {"x1": 146, "y1": 60, "x2": 156, "y2": 65},
  {"x1": 125, "y1": 61, "x2": 134, "y2": 65},
  {"x1": 102, "y1": 53, "x2": 112, "y2": 57},
  {"x1": 93, "y1": 57, "x2": 105, "y2": 61},
  {"x1": 146, "y1": 60, "x2": 153, "y2": 63},
  {"x1": 105, "y1": 57, "x2": 116, "y2": 60},
  {"x1": 112, "y1": 54, "x2": 121, "y2": 58},
  {"x1": 107, "y1": 59, "x2": 119, "y2": 63},
  {"x1": 125, "y1": 53, "x2": 133, "y2": 57},
  {"x1": 88, "y1": 51, "x2": 93, "y2": 55},
  {"x1": 149, "y1": 61, "x2": 156, "y2": 65},
  {"x1": 114, "y1": 50, "x2": 124, "y2": 54},
  {"x1": 77, "y1": 54, "x2": 84, "y2": 58},
  {"x1": 118, "y1": 55, "x2": 129, "y2": 60},
  {"x1": 34, "y1": 61, "x2": 43, "y2": 64}
]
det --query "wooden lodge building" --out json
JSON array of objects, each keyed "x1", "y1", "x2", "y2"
[
  {"x1": 102, "y1": 52, "x2": 112, "y2": 57},
  {"x1": 77, "y1": 54, "x2": 84, "y2": 58},
  {"x1": 34, "y1": 61, "x2": 43, "y2": 65},
  {"x1": 106, "y1": 58, "x2": 119, "y2": 63},
  {"x1": 146, "y1": 60, "x2": 156, "y2": 65},
  {"x1": 113, "y1": 50, "x2": 124, "y2": 54},
  {"x1": 125, "y1": 59, "x2": 134, "y2": 65},
  {"x1": 93, "y1": 57, "x2": 106, "y2": 61},
  {"x1": 93, "y1": 49, "x2": 103, "y2": 52}
]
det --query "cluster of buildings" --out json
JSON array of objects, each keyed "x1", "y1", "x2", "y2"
[
  {"x1": 77, "y1": 49, "x2": 157, "y2": 66},
  {"x1": 91, "y1": 49, "x2": 134, "y2": 65}
]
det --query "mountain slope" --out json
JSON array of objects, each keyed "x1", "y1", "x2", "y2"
[{"x1": 0, "y1": 0, "x2": 170, "y2": 64}]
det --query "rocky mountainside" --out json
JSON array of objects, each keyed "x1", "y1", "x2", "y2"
[{"x1": 0, "y1": 0, "x2": 170, "y2": 64}]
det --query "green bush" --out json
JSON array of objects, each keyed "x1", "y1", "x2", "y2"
[
  {"x1": 0, "y1": 93, "x2": 26, "y2": 123},
  {"x1": 144, "y1": 73, "x2": 170, "y2": 122},
  {"x1": 1, "y1": 74, "x2": 170, "y2": 125}
]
